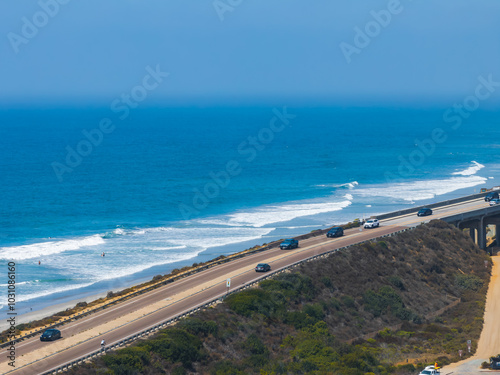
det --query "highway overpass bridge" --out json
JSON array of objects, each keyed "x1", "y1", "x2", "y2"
[
  {"x1": 441, "y1": 204, "x2": 500, "y2": 250},
  {"x1": 374, "y1": 189, "x2": 500, "y2": 251}
]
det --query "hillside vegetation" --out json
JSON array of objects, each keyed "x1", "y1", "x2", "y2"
[{"x1": 69, "y1": 220, "x2": 491, "y2": 374}]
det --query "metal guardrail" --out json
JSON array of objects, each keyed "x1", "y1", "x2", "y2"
[{"x1": 37, "y1": 227, "x2": 415, "y2": 375}]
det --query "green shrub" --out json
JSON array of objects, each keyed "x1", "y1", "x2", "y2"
[
  {"x1": 144, "y1": 328, "x2": 203, "y2": 368},
  {"x1": 388, "y1": 276, "x2": 405, "y2": 291},
  {"x1": 177, "y1": 318, "x2": 218, "y2": 337},
  {"x1": 243, "y1": 334, "x2": 269, "y2": 356},
  {"x1": 211, "y1": 361, "x2": 245, "y2": 375},
  {"x1": 102, "y1": 347, "x2": 150, "y2": 374},
  {"x1": 303, "y1": 303, "x2": 325, "y2": 321},
  {"x1": 225, "y1": 289, "x2": 279, "y2": 317},
  {"x1": 285, "y1": 311, "x2": 317, "y2": 329},
  {"x1": 330, "y1": 297, "x2": 341, "y2": 310},
  {"x1": 322, "y1": 276, "x2": 333, "y2": 288},
  {"x1": 455, "y1": 274, "x2": 483, "y2": 291},
  {"x1": 363, "y1": 286, "x2": 414, "y2": 321},
  {"x1": 341, "y1": 295, "x2": 356, "y2": 309}
]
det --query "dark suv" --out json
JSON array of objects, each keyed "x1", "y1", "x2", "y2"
[
  {"x1": 326, "y1": 227, "x2": 344, "y2": 238},
  {"x1": 485, "y1": 192, "x2": 499, "y2": 202},
  {"x1": 417, "y1": 208, "x2": 432, "y2": 217},
  {"x1": 280, "y1": 239, "x2": 299, "y2": 250}
]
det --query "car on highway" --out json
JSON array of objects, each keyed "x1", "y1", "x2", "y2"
[
  {"x1": 489, "y1": 198, "x2": 500, "y2": 206},
  {"x1": 364, "y1": 219, "x2": 380, "y2": 229},
  {"x1": 418, "y1": 365, "x2": 439, "y2": 375},
  {"x1": 485, "y1": 191, "x2": 499, "y2": 202},
  {"x1": 280, "y1": 239, "x2": 299, "y2": 250},
  {"x1": 255, "y1": 263, "x2": 271, "y2": 272},
  {"x1": 417, "y1": 208, "x2": 433, "y2": 217},
  {"x1": 40, "y1": 328, "x2": 61, "y2": 341},
  {"x1": 326, "y1": 227, "x2": 344, "y2": 238}
]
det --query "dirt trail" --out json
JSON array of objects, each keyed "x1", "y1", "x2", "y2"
[{"x1": 442, "y1": 254, "x2": 500, "y2": 374}]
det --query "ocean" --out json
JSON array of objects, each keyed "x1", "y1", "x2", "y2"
[{"x1": 0, "y1": 105, "x2": 498, "y2": 315}]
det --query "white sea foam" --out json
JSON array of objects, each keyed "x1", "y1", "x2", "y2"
[
  {"x1": 316, "y1": 181, "x2": 359, "y2": 189},
  {"x1": 0, "y1": 281, "x2": 29, "y2": 288},
  {"x1": 200, "y1": 200, "x2": 352, "y2": 228},
  {"x1": 10, "y1": 248, "x2": 205, "y2": 304},
  {"x1": 452, "y1": 161, "x2": 485, "y2": 176},
  {"x1": 114, "y1": 228, "x2": 125, "y2": 235},
  {"x1": 149, "y1": 245, "x2": 188, "y2": 251},
  {"x1": 86, "y1": 253, "x2": 203, "y2": 281},
  {"x1": 355, "y1": 175, "x2": 487, "y2": 202},
  {"x1": 10, "y1": 282, "x2": 95, "y2": 304},
  {"x1": 149, "y1": 226, "x2": 274, "y2": 249},
  {"x1": 0, "y1": 235, "x2": 105, "y2": 261}
]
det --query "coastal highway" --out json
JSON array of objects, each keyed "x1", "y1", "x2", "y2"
[{"x1": 2, "y1": 196, "x2": 492, "y2": 374}]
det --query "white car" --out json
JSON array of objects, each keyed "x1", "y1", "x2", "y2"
[
  {"x1": 364, "y1": 219, "x2": 380, "y2": 229},
  {"x1": 489, "y1": 198, "x2": 500, "y2": 206},
  {"x1": 419, "y1": 365, "x2": 440, "y2": 375}
]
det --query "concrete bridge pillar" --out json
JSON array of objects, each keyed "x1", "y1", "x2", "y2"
[
  {"x1": 478, "y1": 217, "x2": 486, "y2": 250},
  {"x1": 469, "y1": 227, "x2": 476, "y2": 243}
]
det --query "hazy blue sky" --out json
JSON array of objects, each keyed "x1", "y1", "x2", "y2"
[{"x1": 1, "y1": 0, "x2": 499, "y2": 106}]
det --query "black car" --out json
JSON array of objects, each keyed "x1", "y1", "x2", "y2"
[
  {"x1": 40, "y1": 328, "x2": 61, "y2": 341},
  {"x1": 485, "y1": 192, "x2": 499, "y2": 202},
  {"x1": 417, "y1": 208, "x2": 432, "y2": 217},
  {"x1": 255, "y1": 263, "x2": 271, "y2": 272},
  {"x1": 326, "y1": 227, "x2": 344, "y2": 238},
  {"x1": 279, "y1": 239, "x2": 299, "y2": 250}
]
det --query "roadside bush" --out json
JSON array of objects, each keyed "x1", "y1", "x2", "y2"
[
  {"x1": 144, "y1": 328, "x2": 203, "y2": 368},
  {"x1": 455, "y1": 274, "x2": 483, "y2": 291},
  {"x1": 177, "y1": 318, "x2": 218, "y2": 337},
  {"x1": 102, "y1": 347, "x2": 150, "y2": 374},
  {"x1": 225, "y1": 289, "x2": 280, "y2": 317},
  {"x1": 260, "y1": 272, "x2": 316, "y2": 301}
]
